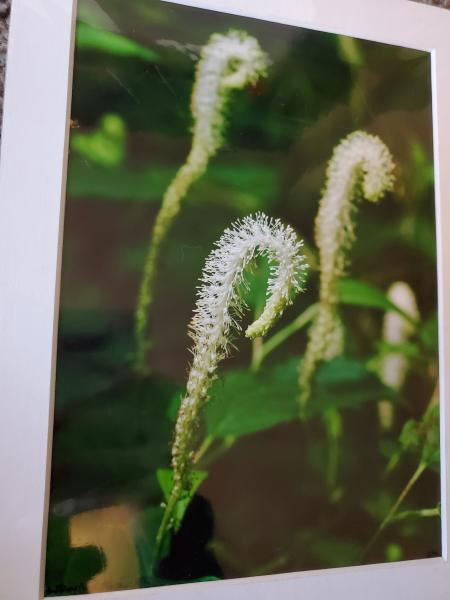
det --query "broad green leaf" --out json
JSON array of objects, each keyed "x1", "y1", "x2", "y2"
[
  {"x1": 76, "y1": 23, "x2": 159, "y2": 62},
  {"x1": 157, "y1": 468, "x2": 208, "y2": 531},
  {"x1": 206, "y1": 360, "x2": 298, "y2": 439},
  {"x1": 339, "y1": 278, "x2": 419, "y2": 325},
  {"x1": 311, "y1": 356, "x2": 391, "y2": 415},
  {"x1": 339, "y1": 278, "x2": 394, "y2": 311},
  {"x1": 206, "y1": 357, "x2": 387, "y2": 439}
]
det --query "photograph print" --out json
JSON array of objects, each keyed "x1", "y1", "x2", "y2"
[{"x1": 45, "y1": 0, "x2": 440, "y2": 595}]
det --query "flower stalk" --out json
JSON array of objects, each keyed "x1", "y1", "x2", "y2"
[
  {"x1": 156, "y1": 213, "x2": 307, "y2": 546},
  {"x1": 134, "y1": 30, "x2": 269, "y2": 373},
  {"x1": 298, "y1": 131, "x2": 395, "y2": 410},
  {"x1": 378, "y1": 281, "x2": 419, "y2": 430}
]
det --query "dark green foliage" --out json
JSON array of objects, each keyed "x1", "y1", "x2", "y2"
[
  {"x1": 400, "y1": 404, "x2": 440, "y2": 470},
  {"x1": 205, "y1": 357, "x2": 389, "y2": 439},
  {"x1": 51, "y1": 375, "x2": 179, "y2": 504},
  {"x1": 76, "y1": 23, "x2": 159, "y2": 62},
  {"x1": 45, "y1": 517, "x2": 105, "y2": 596},
  {"x1": 157, "y1": 468, "x2": 208, "y2": 531}
]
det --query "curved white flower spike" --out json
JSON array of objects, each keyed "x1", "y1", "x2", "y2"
[
  {"x1": 134, "y1": 30, "x2": 270, "y2": 373},
  {"x1": 157, "y1": 213, "x2": 307, "y2": 544},
  {"x1": 298, "y1": 131, "x2": 395, "y2": 410},
  {"x1": 378, "y1": 282, "x2": 419, "y2": 429}
]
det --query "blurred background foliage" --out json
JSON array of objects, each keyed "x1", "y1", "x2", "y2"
[{"x1": 46, "y1": 0, "x2": 440, "y2": 594}]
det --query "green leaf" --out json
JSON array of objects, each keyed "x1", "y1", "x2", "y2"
[
  {"x1": 135, "y1": 506, "x2": 164, "y2": 586},
  {"x1": 339, "y1": 279, "x2": 419, "y2": 325},
  {"x1": 399, "y1": 403, "x2": 440, "y2": 470},
  {"x1": 71, "y1": 114, "x2": 126, "y2": 168},
  {"x1": 157, "y1": 468, "x2": 208, "y2": 531},
  {"x1": 76, "y1": 23, "x2": 159, "y2": 62},
  {"x1": 339, "y1": 278, "x2": 393, "y2": 311},
  {"x1": 206, "y1": 356, "x2": 387, "y2": 439},
  {"x1": 206, "y1": 360, "x2": 299, "y2": 439},
  {"x1": 418, "y1": 312, "x2": 438, "y2": 351},
  {"x1": 311, "y1": 356, "x2": 391, "y2": 415},
  {"x1": 67, "y1": 158, "x2": 279, "y2": 209},
  {"x1": 63, "y1": 546, "x2": 105, "y2": 589}
]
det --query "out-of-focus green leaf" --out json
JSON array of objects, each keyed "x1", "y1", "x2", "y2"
[
  {"x1": 241, "y1": 257, "x2": 271, "y2": 314},
  {"x1": 71, "y1": 114, "x2": 126, "y2": 168},
  {"x1": 339, "y1": 278, "x2": 419, "y2": 325},
  {"x1": 157, "y1": 469, "x2": 208, "y2": 531},
  {"x1": 385, "y1": 543, "x2": 403, "y2": 562},
  {"x1": 45, "y1": 516, "x2": 105, "y2": 596},
  {"x1": 399, "y1": 403, "x2": 440, "y2": 470},
  {"x1": 311, "y1": 356, "x2": 391, "y2": 415},
  {"x1": 206, "y1": 356, "x2": 387, "y2": 439},
  {"x1": 419, "y1": 312, "x2": 438, "y2": 351},
  {"x1": 376, "y1": 340, "x2": 421, "y2": 361},
  {"x1": 67, "y1": 158, "x2": 279, "y2": 208},
  {"x1": 339, "y1": 278, "x2": 393, "y2": 310},
  {"x1": 63, "y1": 546, "x2": 106, "y2": 589},
  {"x1": 409, "y1": 141, "x2": 434, "y2": 198},
  {"x1": 135, "y1": 506, "x2": 164, "y2": 586},
  {"x1": 401, "y1": 216, "x2": 437, "y2": 262},
  {"x1": 52, "y1": 376, "x2": 177, "y2": 503},
  {"x1": 76, "y1": 22, "x2": 159, "y2": 62},
  {"x1": 296, "y1": 530, "x2": 361, "y2": 567}
]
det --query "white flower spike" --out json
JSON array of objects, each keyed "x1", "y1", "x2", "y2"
[
  {"x1": 298, "y1": 131, "x2": 395, "y2": 410},
  {"x1": 134, "y1": 30, "x2": 270, "y2": 373},
  {"x1": 382, "y1": 281, "x2": 419, "y2": 389},
  {"x1": 378, "y1": 282, "x2": 419, "y2": 429},
  {"x1": 157, "y1": 213, "x2": 307, "y2": 544}
]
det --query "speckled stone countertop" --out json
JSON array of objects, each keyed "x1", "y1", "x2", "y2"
[{"x1": 0, "y1": 0, "x2": 10, "y2": 138}]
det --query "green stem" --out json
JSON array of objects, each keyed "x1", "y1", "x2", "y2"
[
  {"x1": 155, "y1": 490, "x2": 179, "y2": 554},
  {"x1": 197, "y1": 435, "x2": 236, "y2": 468},
  {"x1": 252, "y1": 303, "x2": 318, "y2": 371},
  {"x1": 193, "y1": 434, "x2": 214, "y2": 464},
  {"x1": 324, "y1": 408, "x2": 342, "y2": 495},
  {"x1": 391, "y1": 505, "x2": 440, "y2": 523},
  {"x1": 364, "y1": 462, "x2": 427, "y2": 557},
  {"x1": 251, "y1": 335, "x2": 264, "y2": 372},
  {"x1": 134, "y1": 158, "x2": 205, "y2": 374}
]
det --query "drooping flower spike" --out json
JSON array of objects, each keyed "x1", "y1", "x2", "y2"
[
  {"x1": 156, "y1": 213, "x2": 307, "y2": 544},
  {"x1": 378, "y1": 281, "x2": 419, "y2": 430},
  {"x1": 298, "y1": 131, "x2": 395, "y2": 410},
  {"x1": 134, "y1": 30, "x2": 270, "y2": 373}
]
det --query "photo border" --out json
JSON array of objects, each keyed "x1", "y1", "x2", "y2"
[{"x1": 1, "y1": 0, "x2": 450, "y2": 598}]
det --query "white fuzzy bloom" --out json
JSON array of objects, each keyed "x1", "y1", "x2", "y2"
[
  {"x1": 190, "y1": 29, "x2": 269, "y2": 163},
  {"x1": 134, "y1": 30, "x2": 269, "y2": 373},
  {"x1": 299, "y1": 131, "x2": 395, "y2": 409},
  {"x1": 169, "y1": 213, "x2": 307, "y2": 523},
  {"x1": 381, "y1": 281, "x2": 419, "y2": 390}
]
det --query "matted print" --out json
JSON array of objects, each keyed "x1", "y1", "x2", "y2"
[{"x1": 45, "y1": 0, "x2": 440, "y2": 595}]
